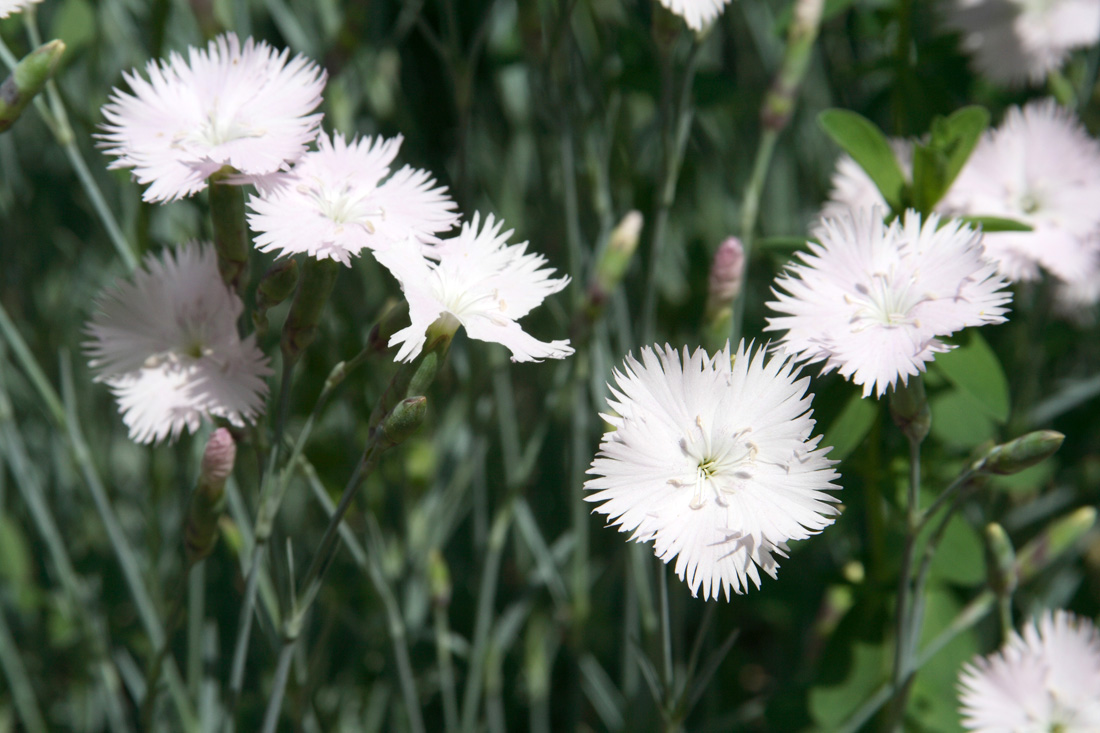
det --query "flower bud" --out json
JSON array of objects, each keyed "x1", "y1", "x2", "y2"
[
  {"x1": 1016, "y1": 507, "x2": 1096, "y2": 584},
  {"x1": 428, "y1": 548, "x2": 451, "y2": 607},
  {"x1": 0, "y1": 40, "x2": 66, "y2": 134},
  {"x1": 705, "y1": 236, "x2": 745, "y2": 321},
  {"x1": 254, "y1": 259, "x2": 299, "y2": 314},
  {"x1": 589, "y1": 211, "x2": 643, "y2": 309},
  {"x1": 973, "y1": 430, "x2": 1064, "y2": 476},
  {"x1": 380, "y1": 396, "x2": 427, "y2": 448},
  {"x1": 281, "y1": 258, "x2": 340, "y2": 364},
  {"x1": 889, "y1": 376, "x2": 930, "y2": 444},
  {"x1": 984, "y1": 523, "x2": 1016, "y2": 597},
  {"x1": 185, "y1": 428, "x2": 236, "y2": 564}
]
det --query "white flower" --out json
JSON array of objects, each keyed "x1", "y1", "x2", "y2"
[
  {"x1": 0, "y1": 0, "x2": 42, "y2": 18},
  {"x1": 957, "y1": 610, "x2": 1100, "y2": 732},
  {"x1": 766, "y1": 208, "x2": 1012, "y2": 398},
  {"x1": 657, "y1": 0, "x2": 732, "y2": 31},
  {"x1": 247, "y1": 132, "x2": 458, "y2": 265},
  {"x1": 99, "y1": 33, "x2": 325, "y2": 203},
  {"x1": 375, "y1": 213, "x2": 573, "y2": 363},
  {"x1": 943, "y1": 100, "x2": 1100, "y2": 284},
  {"x1": 585, "y1": 341, "x2": 840, "y2": 600},
  {"x1": 818, "y1": 140, "x2": 913, "y2": 222},
  {"x1": 942, "y1": 0, "x2": 1100, "y2": 86},
  {"x1": 85, "y1": 242, "x2": 271, "y2": 444}
]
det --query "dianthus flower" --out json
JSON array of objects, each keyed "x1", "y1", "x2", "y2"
[
  {"x1": 0, "y1": 0, "x2": 42, "y2": 18},
  {"x1": 247, "y1": 132, "x2": 458, "y2": 265},
  {"x1": 958, "y1": 610, "x2": 1100, "y2": 732},
  {"x1": 942, "y1": 0, "x2": 1100, "y2": 86},
  {"x1": 99, "y1": 33, "x2": 325, "y2": 202},
  {"x1": 585, "y1": 341, "x2": 840, "y2": 600},
  {"x1": 943, "y1": 100, "x2": 1100, "y2": 284},
  {"x1": 657, "y1": 0, "x2": 732, "y2": 31},
  {"x1": 85, "y1": 242, "x2": 271, "y2": 443},
  {"x1": 375, "y1": 213, "x2": 573, "y2": 363},
  {"x1": 766, "y1": 208, "x2": 1012, "y2": 398}
]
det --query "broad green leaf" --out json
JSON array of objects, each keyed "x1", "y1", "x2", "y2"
[
  {"x1": 957, "y1": 215, "x2": 1034, "y2": 233},
  {"x1": 933, "y1": 331, "x2": 1011, "y2": 423},
  {"x1": 808, "y1": 641, "x2": 887, "y2": 729},
  {"x1": 818, "y1": 109, "x2": 906, "y2": 212},
  {"x1": 823, "y1": 390, "x2": 878, "y2": 461},
  {"x1": 909, "y1": 143, "x2": 943, "y2": 215},
  {"x1": 910, "y1": 106, "x2": 991, "y2": 214},
  {"x1": 929, "y1": 388, "x2": 997, "y2": 449},
  {"x1": 925, "y1": 515, "x2": 984, "y2": 586}
]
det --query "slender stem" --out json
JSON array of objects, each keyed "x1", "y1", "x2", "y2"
[
  {"x1": 658, "y1": 562, "x2": 673, "y2": 693},
  {"x1": 434, "y1": 603, "x2": 461, "y2": 733},
  {"x1": 886, "y1": 437, "x2": 921, "y2": 732},
  {"x1": 139, "y1": 590, "x2": 189, "y2": 728},
  {"x1": 731, "y1": 128, "x2": 779, "y2": 344},
  {"x1": 0, "y1": 607, "x2": 48, "y2": 733},
  {"x1": 259, "y1": 642, "x2": 296, "y2": 733},
  {"x1": 1, "y1": 26, "x2": 138, "y2": 271},
  {"x1": 187, "y1": 563, "x2": 205, "y2": 697}
]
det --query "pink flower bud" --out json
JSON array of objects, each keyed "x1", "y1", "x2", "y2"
[
  {"x1": 200, "y1": 428, "x2": 237, "y2": 485},
  {"x1": 706, "y1": 237, "x2": 745, "y2": 316}
]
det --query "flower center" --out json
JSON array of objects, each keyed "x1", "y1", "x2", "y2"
[
  {"x1": 676, "y1": 417, "x2": 758, "y2": 510},
  {"x1": 178, "y1": 105, "x2": 265, "y2": 149},
  {"x1": 845, "y1": 270, "x2": 924, "y2": 331},
  {"x1": 300, "y1": 179, "x2": 387, "y2": 231}
]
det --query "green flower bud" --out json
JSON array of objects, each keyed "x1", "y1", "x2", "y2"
[
  {"x1": 428, "y1": 548, "x2": 451, "y2": 607},
  {"x1": 973, "y1": 430, "x2": 1064, "y2": 476},
  {"x1": 1016, "y1": 507, "x2": 1096, "y2": 583},
  {"x1": 208, "y1": 168, "x2": 250, "y2": 292},
  {"x1": 184, "y1": 428, "x2": 236, "y2": 564},
  {"x1": 0, "y1": 40, "x2": 65, "y2": 134},
  {"x1": 379, "y1": 396, "x2": 427, "y2": 449},
  {"x1": 253, "y1": 258, "x2": 299, "y2": 334},
  {"x1": 281, "y1": 258, "x2": 340, "y2": 364},
  {"x1": 889, "y1": 376, "x2": 930, "y2": 444},
  {"x1": 984, "y1": 523, "x2": 1016, "y2": 597}
]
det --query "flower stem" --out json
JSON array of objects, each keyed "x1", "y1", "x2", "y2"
[
  {"x1": 208, "y1": 171, "x2": 251, "y2": 293},
  {"x1": 885, "y1": 435, "x2": 922, "y2": 733}
]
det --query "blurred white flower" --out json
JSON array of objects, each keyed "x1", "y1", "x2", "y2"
[
  {"x1": 658, "y1": 0, "x2": 731, "y2": 31},
  {"x1": 766, "y1": 208, "x2": 1012, "y2": 398},
  {"x1": 958, "y1": 610, "x2": 1100, "y2": 732},
  {"x1": 943, "y1": 100, "x2": 1100, "y2": 284},
  {"x1": 375, "y1": 213, "x2": 573, "y2": 363},
  {"x1": 942, "y1": 0, "x2": 1100, "y2": 85},
  {"x1": 85, "y1": 242, "x2": 271, "y2": 444},
  {"x1": 99, "y1": 33, "x2": 325, "y2": 203},
  {"x1": 0, "y1": 0, "x2": 42, "y2": 18},
  {"x1": 818, "y1": 140, "x2": 913, "y2": 222},
  {"x1": 585, "y1": 341, "x2": 840, "y2": 600},
  {"x1": 247, "y1": 132, "x2": 458, "y2": 265}
]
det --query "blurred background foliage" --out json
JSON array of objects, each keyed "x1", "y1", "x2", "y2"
[{"x1": 1, "y1": 0, "x2": 1099, "y2": 730}]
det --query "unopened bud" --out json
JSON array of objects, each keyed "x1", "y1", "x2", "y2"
[
  {"x1": 185, "y1": 428, "x2": 236, "y2": 564},
  {"x1": 428, "y1": 549, "x2": 451, "y2": 607},
  {"x1": 705, "y1": 237, "x2": 745, "y2": 320},
  {"x1": 380, "y1": 396, "x2": 427, "y2": 448},
  {"x1": 1, "y1": 40, "x2": 66, "y2": 134},
  {"x1": 889, "y1": 376, "x2": 930, "y2": 444},
  {"x1": 984, "y1": 523, "x2": 1016, "y2": 597},
  {"x1": 1016, "y1": 507, "x2": 1096, "y2": 584},
  {"x1": 281, "y1": 258, "x2": 340, "y2": 364},
  {"x1": 589, "y1": 211, "x2": 642, "y2": 308},
  {"x1": 973, "y1": 430, "x2": 1064, "y2": 476}
]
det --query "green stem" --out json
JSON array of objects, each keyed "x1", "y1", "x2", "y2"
[
  {"x1": 885, "y1": 437, "x2": 921, "y2": 733},
  {"x1": 0, "y1": 607, "x2": 48, "y2": 733},
  {"x1": 259, "y1": 641, "x2": 296, "y2": 733},
  {"x1": 658, "y1": 562, "x2": 673, "y2": 693},
  {"x1": 208, "y1": 171, "x2": 251, "y2": 293},
  {"x1": 731, "y1": 127, "x2": 779, "y2": 344},
  {"x1": 434, "y1": 603, "x2": 460, "y2": 733}
]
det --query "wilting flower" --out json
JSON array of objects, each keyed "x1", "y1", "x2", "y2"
[
  {"x1": 943, "y1": 100, "x2": 1100, "y2": 284},
  {"x1": 942, "y1": 0, "x2": 1100, "y2": 86},
  {"x1": 247, "y1": 132, "x2": 458, "y2": 265},
  {"x1": 957, "y1": 610, "x2": 1100, "y2": 732},
  {"x1": 766, "y1": 208, "x2": 1012, "y2": 398},
  {"x1": 85, "y1": 242, "x2": 271, "y2": 443},
  {"x1": 585, "y1": 341, "x2": 840, "y2": 600},
  {"x1": 657, "y1": 0, "x2": 732, "y2": 31},
  {"x1": 99, "y1": 33, "x2": 325, "y2": 203},
  {"x1": 818, "y1": 140, "x2": 913, "y2": 222},
  {"x1": 0, "y1": 0, "x2": 42, "y2": 18},
  {"x1": 375, "y1": 213, "x2": 573, "y2": 363}
]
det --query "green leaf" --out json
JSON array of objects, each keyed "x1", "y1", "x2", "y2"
[
  {"x1": 929, "y1": 388, "x2": 997, "y2": 449},
  {"x1": 818, "y1": 109, "x2": 906, "y2": 212},
  {"x1": 823, "y1": 390, "x2": 878, "y2": 461},
  {"x1": 910, "y1": 106, "x2": 990, "y2": 214},
  {"x1": 808, "y1": 641, "x2": 887, "y2": 729},
  {"x1": 932, "y1": 331, "x2": 1011, "y2": 423},
  {"x1": 925, "y1": 515, "x2": 984, "y2": 586},
  {"x1": 957, "y1": 215, "x2": 1034, "y2": 233}
]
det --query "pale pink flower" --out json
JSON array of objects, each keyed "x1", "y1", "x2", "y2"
[
  {"x1": 657, "y1": 0, "x2": 732, "y2": 31},
  {"x1": 958, "y1": 610, "x2": 1100, "y2": 732},
  {"x1": 99, "y1": 33, "x2": 325, "y2": 202},
  {"x1": 585, "y1": 341, "x2": 840, "y2": 600},
  {"x1": 0, "y1": 0, "x2": 43, "y2": 18},
  {"x1": 247, "y1": 132, "x2": 458, "y2": 265},
  {"x1": 942, "y1": 0, "x2": 1100, "y2": 85},
  {"x1": 375, "y1": 213, "x2": 573, "y2": 363},
  {"x1": 85, "y1": 242, "x2": 271, "y2": 443},
  {"x1": 766, "y1": 208, "x2": 1012, "y2": 398},
  {"x1": 943, "y1": 100, "x2": 1100, "y2": 284}
]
